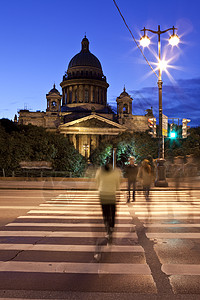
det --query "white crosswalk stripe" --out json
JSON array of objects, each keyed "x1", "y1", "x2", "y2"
[
  {"x1": 135, "y1": 190, "x2": 200, "y2": 278},
  {"x1": 0, "y1": 189, "x2": 200, "y2": 296}
]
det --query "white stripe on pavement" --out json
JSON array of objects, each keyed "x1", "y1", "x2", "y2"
[
  {"x1": 135, "y1": 211, "x2": 200, "y2": 215},
  {"x1": 146, "y1": 233, "x2": 200, "y2": 239},
  {"x1": 0, "y1": 261, "x2": 151, "y2": 275},
  {"x1": 139, "y1": 216, "x2": 200, "y2": 220},
  {"x1": 0, "y1": 206, "x2": 41, "y2": 209},
  {"x1": 17, "y1": 215, "x2": 132, "y2": 220},
  {"x1": 27, "y1": 210, "x2": 130, "y2": 215},
  {"x1": 144, "y1": 223, "x2": 200, "y2": 227},
  {"x1": 0, "y1": 231, "x2": 137, "y2": 238},
  {"x1": 39, "y1": 204, "x2": 129, "y2": 210},
  {"x1": 6, "y1": 222, "x2": 134, "y2": 228},
  {"x1": 0, "y1": 244, "x2": 144, "y2": 252},
  {"x1": 162, "y1": 264, "x2": 200, "y2": 275}
]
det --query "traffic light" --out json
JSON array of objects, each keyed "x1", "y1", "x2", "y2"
[
  {"x1": 182, "y1": 119, "x2": 191, "y2": 138},
  {"x1": 170, "y1": 131, "x2": 177, "y2": 138},
  {"x1": 169, "y1": 123, "x2": 177, "y2": 139},
  {"x1": 148, "y1": 118, "x2": 156, "y2": 137}
]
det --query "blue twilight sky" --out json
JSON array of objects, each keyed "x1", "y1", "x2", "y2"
[{"x1": 0, "y1": 0, "x2": 200, "y2": 126}]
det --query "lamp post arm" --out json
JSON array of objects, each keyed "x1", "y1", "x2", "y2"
[{"x1": 141, "y1": 26, "x2": 177, "y2": 36}]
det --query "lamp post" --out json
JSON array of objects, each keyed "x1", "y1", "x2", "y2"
[
  {"x1": 140, "y1": 25, "x2": 179, "y2": 187},
  {"x1": 83, "y1": 144, "x2": 89, "y2": 160}
]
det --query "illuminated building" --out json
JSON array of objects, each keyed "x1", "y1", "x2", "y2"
[{"x1": 18, "y1": 37, "x2": 151, "y2": 157}]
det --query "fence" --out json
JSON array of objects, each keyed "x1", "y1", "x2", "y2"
[{"x1": 0, "y1": 169, "x2": 78, "y2": 178}]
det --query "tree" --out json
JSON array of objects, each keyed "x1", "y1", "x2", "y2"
[{"x1": 0, "y1": 119, "x2": 87, "y2": 176}]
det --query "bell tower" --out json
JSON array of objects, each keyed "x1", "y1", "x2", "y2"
[
  {"x1": 116, "y1": 87, "x2": 133, "y2": 124},
  {"x1": 46, "y1": 84, "x2": 62, "y2": 113}
]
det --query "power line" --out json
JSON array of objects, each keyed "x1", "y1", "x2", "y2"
[{"x1": 113, "y1": 0, "x2": 158, "y2": 79}]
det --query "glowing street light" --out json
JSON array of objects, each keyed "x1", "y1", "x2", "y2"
[
  {"x1": 140, "y1": 25, "x2": 180, "y2": 187},
  {"x1": 140, "y1": 31, "x2": 150, "y2": 47},
  {"x1": 158, "y1": 59, "x2": 168, "y2": 72}
]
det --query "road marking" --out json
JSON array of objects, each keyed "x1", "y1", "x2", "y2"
[
  {"x1": 135, "y1": 211, "x2": 200, "y2": 215},
  {"x1": 41, "y1": 203, "x2": 200, "y2": 209},
  {"x1": 39, "y1": 204, "x2": 128, "y2": 210},
  {"x1": 17, "y1": 215, "x2": 132, "y2": 220},
  {"x1": 0, "y1": 261, "x2": 151, "y2": 275},
  {"x1": 0, "y1": 230, "x2": 137, "y2": 238},
  {"x1": 162, "y1": 264, "x2": 200, "y2": 275},
  {"x1": 144, "y1": 223, "x2": 200, "y2": 227},
  {"x1": 139, "y1": 216, "x2": 200, "y2": 220},
  {"x1": 6, "y1": 222, "x2": 134, "y2": 228},
  {"x1": 146, "y1": 233, "x2": 200, "y2": 239},
  {"x1": 0, "y1": 244, "x2": 144, "y2": 252},
  {"x1": 27, "y1": 210, "x2": 130, "y2": 215},
  {"x1": 0, "y1": 206, "x2": 42, "y2": 209}
]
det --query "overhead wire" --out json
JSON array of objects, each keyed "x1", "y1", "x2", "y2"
[{"x1": 113, "y1": 0, "x2": 158, "y2": 79}]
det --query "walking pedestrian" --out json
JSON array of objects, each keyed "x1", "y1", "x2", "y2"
[
  {"x1": 138, "y1": 159, "x2": 153, "y2": 201},
  {"x1": 124, "y1": 156, "x2": 138, "y2": 202},
  {"x1": 95, "y1": 161, "x2": 122, "y2": 240}
]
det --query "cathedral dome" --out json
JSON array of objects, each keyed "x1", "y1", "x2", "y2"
[
  {"x1": 60, "y1": 37, "x2": 109, "y2": 108},
  {"x1": 67, "y1": 37, "x2": 102, "y2": 71}
]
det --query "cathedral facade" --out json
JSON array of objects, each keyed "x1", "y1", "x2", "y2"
[{"x1": 17, "y1": 37, "x2": 154, "y2": 157}]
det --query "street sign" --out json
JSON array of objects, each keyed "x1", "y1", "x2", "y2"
[{"x1": 162, "y1": 114, "x2": 168, "y2": 136}]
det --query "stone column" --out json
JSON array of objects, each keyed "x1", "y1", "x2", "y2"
[
  {"x1": 90, "y1": 86, "x2": 93, "y2": 103},
  {"x1": 72, "y1": 86, "x2": 75, "y2": 103},
  {"x1": 76, "y1": 135, "x2": 79, "y2": 151},
  {"x1": 89, "y1": 85, "x2": 91, "y2": 103},
  {"x1": 83, "y1": 85, "x2": 85, "y2": 103},
  {"x1": 62, "y1": 90, "x2": 65, "y2": 105},
  {"x1": 67, "y1": 88, "x2": 69, "y2": 104},
  {"x1": 79, "y1": 85, "x2": 83, "y2": 103}
]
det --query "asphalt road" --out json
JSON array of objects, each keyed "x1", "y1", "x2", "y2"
[{"x1": 0, "y1": 188, "x2": 200, "y2": 299}]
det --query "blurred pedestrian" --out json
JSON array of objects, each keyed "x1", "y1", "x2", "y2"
[
  {"x1": 124, "y1": 156, "x2": 138, "y2": 202},
  {"x1": 95, "y1": 161, "x2": 122, "y2": 240},
  {"x1": 138, "y1": 159, "x2": 153, "y2": 201}
]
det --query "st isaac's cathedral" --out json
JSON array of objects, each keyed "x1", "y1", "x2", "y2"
[{"x1": 17, "y1": 36, "x2": 155, "y2": 157}]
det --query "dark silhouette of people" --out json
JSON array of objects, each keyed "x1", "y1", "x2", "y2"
[
  {"x1": 95, "y1": 162, "x2": 121, "y2": 240},
  {"x1": 124, "y1": 156, "x2": 138, "y2": 202},
  {"x1": 138, "y1": 159, "x2": 153, "y2": 201}
]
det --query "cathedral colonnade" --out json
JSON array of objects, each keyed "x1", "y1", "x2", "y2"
[
  {"x1": 62, "y1": 83, "x2": 107, "y2": 105},
  {"x1": 63, "y1": 134, "x2": 112, "y2": 158}
]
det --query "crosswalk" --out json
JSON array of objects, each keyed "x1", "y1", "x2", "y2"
[{"x1": 0, "y1": 189, "x2": 200, "y2": 297}]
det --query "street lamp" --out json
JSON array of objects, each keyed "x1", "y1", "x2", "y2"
[
  {"x1": 83, "y1": 143, "x2": 89, "y2": 160},
  {"x1": 140, "y1": 25, "x2": 180, "y2": 187}
]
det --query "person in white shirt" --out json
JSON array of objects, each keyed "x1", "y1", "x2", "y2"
[{"x1": 95, "y1": 162, "x2": 122, "y2": 239}]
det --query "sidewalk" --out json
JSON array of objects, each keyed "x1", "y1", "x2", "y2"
[{"x1": 0, "y1": 177, "x2": 199, "y2": 190}]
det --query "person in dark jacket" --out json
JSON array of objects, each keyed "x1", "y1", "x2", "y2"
[{"x1": 125, "y1": 156, "x2": 138, "y2": 202}]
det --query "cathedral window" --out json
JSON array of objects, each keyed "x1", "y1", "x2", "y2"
[
  {"x1": 51, "y1": 101, "x2": 57, "y2": 108},
  {"x1": 123, "y1": 104, "x2": 128, "y2": 114}
]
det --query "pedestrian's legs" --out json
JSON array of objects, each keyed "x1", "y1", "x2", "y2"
[
  {"x1": 143, "y1": 185, "x2": 150, "y2": 201},
  {"x1": 101, "y1": 204, "x2": 109, "y2": 233},
  {"x1": 110, "y1": 204, "x2": 116, "y2": 229},
  {"x1": 146, "y1": 186, "x2": 150, "y2": 201},
  {"x1": 132, "y1": 181, "x2": 136, "y2": 201},
  {"x1": 127, "y1": 180, "x2": 131, "y2": 202}
]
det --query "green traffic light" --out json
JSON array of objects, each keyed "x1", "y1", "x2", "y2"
[{"x1": 170, "y1": 131, "x2": 176, "y2": 138}]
